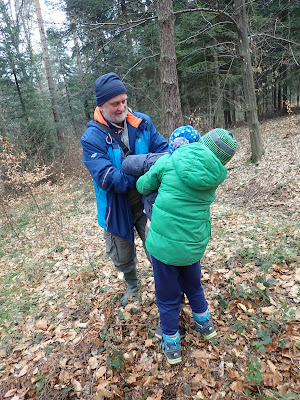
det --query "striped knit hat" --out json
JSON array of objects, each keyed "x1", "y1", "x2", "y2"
[{"x1": 202, "y1": 128, "x2": 237, "y2": 165}]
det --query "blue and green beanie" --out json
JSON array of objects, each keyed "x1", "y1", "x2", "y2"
[
  {"x1": 168, "y1": 125, "x2": 201, "y2": 154},
  {"x1": 202, "y1": 128, "x2": 237, "y2": 165}
]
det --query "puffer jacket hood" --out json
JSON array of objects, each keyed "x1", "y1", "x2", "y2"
[{"x1": 172, "y1": 142, "x2": 227, "y2": 191}]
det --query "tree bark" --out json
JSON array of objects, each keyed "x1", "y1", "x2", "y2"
[
  {"x1": 157, "y1": 0, "x2": 183, "y2": 138},
  {"x1": 234, "y1": 0, "x2": 264, "y2": 163},
  {"x1": 70, "y1": 16, "x2": 83, "y2": 76},
  {"x1": 0, "y1": 4, "x2": 28, "y2": 122},
  {"x1": 120, "y1": 0, "x2": 132, "y2": 45},
  {"x1": 34, "y1": 0, "x2": 64, "y2": 142},
  {"x1": 3, "y1": 36, "x2": 28, "y2": 120},
  {"x1": 213, "y1": 38, "x2": 224, "y2": 127},
  {"x1": 282, "y1": 64, "x2": 288, "y2": 114},
  {"x1": 69, "y1": 15, "x2": 90, "y2": 121}
]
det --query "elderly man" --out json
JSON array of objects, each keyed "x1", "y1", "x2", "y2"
[{"x1": 81, "y1": 72, "x2": 168, "y2": 305}]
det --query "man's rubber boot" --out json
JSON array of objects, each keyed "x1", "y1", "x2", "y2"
[{"x1": 121, "y1": 269, "x2": 138, "y2": 306}]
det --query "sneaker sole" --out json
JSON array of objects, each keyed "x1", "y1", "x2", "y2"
[
  {"x1": 166, "y1": 355, "x2": 182, "y2": 365},
  {"x1": 193, "y1": 317, "x2": 217, "y2": 340},
  {"x1": 202, "y1": 330, "x2": 217, "y2": 340}
]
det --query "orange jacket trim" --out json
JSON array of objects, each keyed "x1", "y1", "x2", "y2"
[
  {"x1": 106, "y1": 206, "x2": 111, "y2": 226},
  {"x1": 94, "y1": 107, "x2": 142, "y2": 129},
  {"x1": 102, "y1": 166, "x2": 113, "y2": 189},
  {"x1": 94, "y1": 107, "x2": 107, "y2": 125}
]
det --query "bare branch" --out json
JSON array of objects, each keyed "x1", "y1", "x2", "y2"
[
  {"x1": 81, "y1": 7, "x2": 240, "y2": 33},
  {"x1": 289, "y1": 44, "x2": 300, "y2": 66},
  {"x1": 177, "y1": 21, "x2": 233, "y2": 45},
  {"x1": 250, "y1": 33, "x2": 300, "y2": 47},
  {"x1": 122, "y1": 53, "x2": 159, "y2": 79},
  {"x1": 177, "y1": 42, "x2": 236, "y2": 66},
  {"x1": 173, "y1": 7, "x2": 238, "y2": 30},
  {"x1": 82, "y1": 16, "x2": 155, "y2": 29}
]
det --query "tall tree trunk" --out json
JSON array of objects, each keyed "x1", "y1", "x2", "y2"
[
  {"x1": 12, "y1": 68, "x2": 28, "y2": 121},
  {"x1": 157, "y1": 0, "x2": 183, "y2": 138},
  {"x1": 0, "y1": 4, "x2": 28, "y2": 122},
  {"x1": 223, "y1": 84, "x2": 232, "y2": 128},
  {"x1": 234, "y1": 0, "x2": 264, "y2": 163},
  {"x1": 70, "y1": 15, "x2": 90, "y2": 121},
  {"x1": 59, "y1": 59, "x2": 79, "y2": 136},
  {"x1": 232, "y1": 85, "x2": 237, "y2": 126},
  {"x1": 278, "y1": 78, "x2": 282, "y2": 112},
  {"x1": 2, "y1": 34, "x2": 28, "y2": 121},
  {"x1": 34, "y1": 0, "x2": 64, "y2": 142},
  {"x1": 70, "y1": 17, "x2": 83, "y2": 75},
  {"x1": 213, "y1": 40, "x2": 224, "y2": 127},
  {"x1": 273, "y1": 67, "x2": 277, "y2": 112},
  {"x1": 20, "y1": 9, "x2": 44, "y2": 95},
  {"x1": 120, "y1": 0, "x2": 132, "y2": 45},
  {"x1": 282, "y1": 64, "x2": 288, "y2": 114}
]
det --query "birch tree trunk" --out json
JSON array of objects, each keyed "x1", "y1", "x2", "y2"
[
  {"x1": 234, "y1": 0, "x2": 264, "y2": 163},
  {"x1": 157, "y1": 0, "x2": 183, "y2": 138},
  {"x1": 34, "y1": 0, "x2": 64, "y2": 142}
]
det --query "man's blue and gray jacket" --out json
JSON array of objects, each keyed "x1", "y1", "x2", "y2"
[{"x1": 81, "y1": 107, "x2": 168, "y2": 242}]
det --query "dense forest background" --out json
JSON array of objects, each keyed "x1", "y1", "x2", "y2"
[
  {"x1": 0, "y1": 1, "x2": 299, "y2": 399},
  {"x1": 1, "y1": 0, "x2": 300, "y2": 172}
]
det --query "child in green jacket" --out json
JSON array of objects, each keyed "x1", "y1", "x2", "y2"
[{"x1": 136, "y1": 126, "x2": 237, "y2": 364}]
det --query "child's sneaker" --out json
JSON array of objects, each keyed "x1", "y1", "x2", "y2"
[
  {"x1": 155, "y1": 321, "x2": 186, "y2": 340},
  {"x1": 161, "y1": 332, "x2": 182, "y2": 364},
  {"x1": 193, "y1": 312, "x2": 217, "y2": 340}
]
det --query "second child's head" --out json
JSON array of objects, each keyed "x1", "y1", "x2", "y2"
[
  {"x1": 168, "y1": 125, "x2": 201, "y2": 154},
  {"x1": 168, "y1": 125, "x2": 237, "y2": 165},
  {"x1": 202, "y1": 128, "x2": 237, "y2": 165}
]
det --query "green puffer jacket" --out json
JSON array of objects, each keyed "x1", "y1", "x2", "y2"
[{"x1": 136, "y1": 142, "x2": 227, "y2": 266}]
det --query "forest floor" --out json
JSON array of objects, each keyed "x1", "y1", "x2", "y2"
[{"x1": 0, "y1": 114, "x2": 299, "y2": 400}]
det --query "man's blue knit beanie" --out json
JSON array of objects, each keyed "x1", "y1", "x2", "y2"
[{"x1": 95, "y1": 72, "x2": 127, "y2": 106}]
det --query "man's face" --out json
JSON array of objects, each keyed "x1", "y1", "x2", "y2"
[{"x1": 99, "y1": 93, "x2": 128, "y2": 125}]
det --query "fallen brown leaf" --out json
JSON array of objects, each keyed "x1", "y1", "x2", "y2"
[{"x1": 230, "y1": 380, "x2": 244, "y2": 392}]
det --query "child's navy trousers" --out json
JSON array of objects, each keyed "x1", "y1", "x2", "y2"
[{"x1": 151, "y1": 256, "x2": 208, "y2": 336}]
